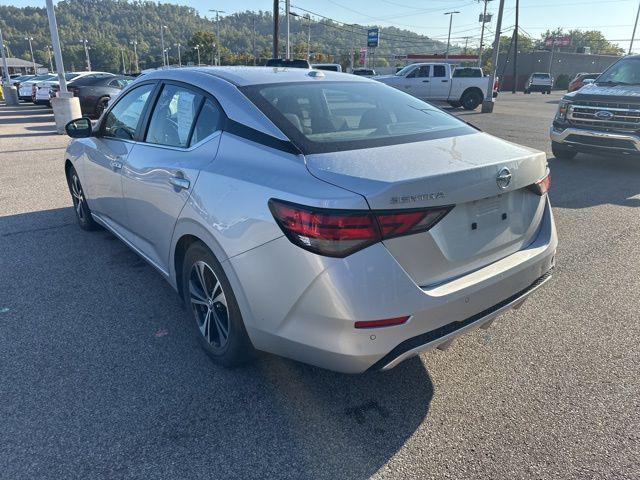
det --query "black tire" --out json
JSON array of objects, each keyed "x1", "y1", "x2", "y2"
[
  {"x1": 461, "y1": 90, "x2": 483, "y2": 110},
  {"x1": 551, "y1": 141, "x2": 577, "y2": 160},
  {"x1": 66, "y1": 166, "x2": 99, "y2": 230},
  {"x1": 94, "y1": 97, "x2": 109, "y2": 118},
  {"x1": 524, "y1": 89, "x2": 530, "y2": 94},
  {"x1": 447, "y1": 100, "x2": 462, "y2": 108},
  {"x1": 181, "y1": 241, "x2": 256, "y2": 368}
]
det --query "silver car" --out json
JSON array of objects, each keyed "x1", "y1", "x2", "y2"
[{"x1": 63, "y1": 67, "x2": 557, "y2": 373}]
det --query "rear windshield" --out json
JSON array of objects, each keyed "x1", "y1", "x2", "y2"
[
  {"x1": 453, "y1": 68, "x2": 482, "y2": 77},
  {"x1": 532, "y1": 73, "x2": 550, "y2": 79},
  {"x1": 71, "y1": 74, "x2": 115, "y2": 86},
  {"x1": 241, "y1": 81, "x2": 474, "y2": 154}
]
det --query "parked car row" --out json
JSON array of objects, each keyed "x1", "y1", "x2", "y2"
[{"x1": 14, "y1": 71, "x2": 134, "y2": 118}]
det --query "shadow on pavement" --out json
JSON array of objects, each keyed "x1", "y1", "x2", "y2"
[
  {"x1": 0, "y1": 207, "x2": 434, "y2": 480},
  {"x1": 548, "y1": 152, "x2": 640, "y2": 209}
]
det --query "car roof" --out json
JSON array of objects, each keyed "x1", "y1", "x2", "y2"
[{"x1": 140, "y1": 66, "x2": 370, "y2": 87}]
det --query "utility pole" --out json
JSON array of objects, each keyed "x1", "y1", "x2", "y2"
[
  {"x1": 174, "y1": 43, "x2": 182, "y2": 67},
  {"x1": 549, "y1": 37, "x2": 556, "y2": 75},
  {"x1": 285, "y1": 0, "x2": 291, "y2": 59},
  {"x1": 164, "y1": 47, "x2": 170, "y2": 66},
  {"x1": 273, "y1": 0, "x2": 279, "y2": 59},
  {"x1": 47, "y1": 45, "x2": 54, "y2": 72},
  {"x1": 120, "y1": 47, "x2": 126, "y2": 74},
  {"x1": 512, "y1": 0, "x2": 519, "y2": 92},
  {"x1": 444, "y1": 11, "x2": 460, "y2": 60},
  {"x1": 307, "y1": 15, "x2": 312, "y2": 61},
  {"x1": 160, "y1": 25, "x2": 167, "y2": 67},
  {"x1": 477, "y1": 0, "x2": 492, "y2": 67},
  {"x1": 349, "y1": 24, "x2": 355, "y2": 72},
  {"x1": 1, "y1": 26, "x2": 19, "y2": 105},
  {"x1": 481, "y1": 0, "x2": 505, "y2": 112},
  {"x1": 463, "y1": 36, "x2": 470, "y2": 54},
  {"x1": 130, "y1": 40, "x2": 139, "y2": 72},
  {"x1": 25, "y1": 37, "x2": 36, "y2": 73},
  {"x1": 80, "y1": 39, "x2": 91, "y2": 71},
  {"x1": 209, "y1": 10, "x2": 225, "y2": 65},
  {"x1": 630, "y1": 0, "x2": 640, "y2": 54}
]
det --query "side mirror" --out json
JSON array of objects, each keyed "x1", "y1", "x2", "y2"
[
  {"x1": 583, "y1": 78, "x2": 595, "y2": 85},
  {"x1": 65, "y1": 117, "x2": 92, "y2": 138}
]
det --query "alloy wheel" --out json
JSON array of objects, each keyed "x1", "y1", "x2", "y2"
[
  {"x1": 70, "y1": 173, "x2": 86, "y2": 222},
  {"x1": 188, "y1": 260, "x2": 230, "y2": 350}
]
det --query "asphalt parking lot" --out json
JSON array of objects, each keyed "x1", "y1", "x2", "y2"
[{"x1": 1, "y1": 93, "x2": 639, "y2": 479}]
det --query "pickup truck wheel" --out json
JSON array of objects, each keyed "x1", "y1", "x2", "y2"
[
  {"x1": 461, "y1": 90, "x2": 482, "y2": 110},
  {"x1": 551, "y1": 141, "x2": 577, "y2": 160}
]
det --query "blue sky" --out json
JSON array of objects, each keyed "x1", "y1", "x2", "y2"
[{"x1": 7, "y1": 0, "x2": 638, "y2": 52}]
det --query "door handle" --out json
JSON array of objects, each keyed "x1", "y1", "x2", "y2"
[
  {"x1": 110, "y1": 160, "x2": 123, "y2": 170},
  {"x1": 169, "y1": 176, "x2": 190, "y2": 190},
  {"x1": 441, "y1": 79, "x2": 449, "y2": 82},
  {"x1": 422, "y1": 80, "x2": 430, "y2": 83}
]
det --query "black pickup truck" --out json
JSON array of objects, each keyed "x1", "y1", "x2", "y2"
[{"x1": 550, "y1": 55, "x2": 640, "y2": 159}]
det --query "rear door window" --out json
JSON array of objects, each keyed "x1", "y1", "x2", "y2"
[
  {"x1": 433, "y1": 65, "x2": 446, "y2": 77},
  {"x1": 145, "y1": 84, "x2": 203, "y2": 148},
  {"x1": 190, "y1": 99, "x2": 224, "y2": 146}
]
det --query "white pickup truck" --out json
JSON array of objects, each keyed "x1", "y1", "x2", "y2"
[{"x1": 374, "y1": 63, "x2": 492, "y2": 110}]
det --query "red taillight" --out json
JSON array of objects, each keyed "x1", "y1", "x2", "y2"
[
  {"x1": 269, "y1": 199, "x2": 453, "y2": 257},
  {"x1": 355, "y1": 316, "x2": 410, "y2": 329},
  {"x1": 532, "y1": 171, "x2": 551, "y2": 196}
]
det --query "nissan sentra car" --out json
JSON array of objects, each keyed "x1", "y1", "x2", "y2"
[{"x1": 63, "y1": 67, "x2": 557, "y2": 373}]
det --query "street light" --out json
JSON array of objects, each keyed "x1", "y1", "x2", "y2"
[
  {"x1": 129, "y1": 40, "x2": 139, "y2": 72},
  {"x1": 289, "y1": 11, "x2": 312, "y2": 61},
  {"x1": 79, "y1": 39, "x2": 91, "y2": 71},
  {"x1": 46, "y1": 45, "x2": 54, "y2": 72},
  {"x1": 174, "y1": 43, "x2": 182, "y2": 67},
  {"x1": 209, "y1": 9, "x2": 225, "y2": 65},
  {"x1": 194, "y1": 44, "x2": 201, "y2": 66},
  {"x1": 444, "y1": 11, "x2": 460, "y2": 61},
  {"x1": 164, "y1": 46, "x2": 171, "y2": 66},
  {"x1": 160, "y1": 25, "x2": 167, "y2": 67},
  {"x1": 24, "y1": 37, "x2": 36, "y2": 73}
]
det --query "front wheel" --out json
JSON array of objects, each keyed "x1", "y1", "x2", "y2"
[
  {"x1": 551, "y1": 141, "x2": 577, "y2": 160},
  {"x1": 461, "y1": 90, "x2": 483, "y2": 110},
  {"x1": 182, "y1": 242, "x2": 256, "y2": 368},
  {"x1": 447, "y1": 100, "x2": 462, "y2": 108},
  {"x1": 66, "y1": 166, "x2": 99, "y2": 230}
]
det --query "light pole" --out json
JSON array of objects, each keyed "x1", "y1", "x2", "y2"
[
  {"x1": 285, "y1": 0, "x2": 291, "y2": 59},
  {"x1": 24, "y1": 37, "x2": 36, "y2": 73},
  {"x1": 630, "y1": 0, "x2": 640, "y2": 54},
  {"x1": 130, "y1": 40, "x2": 139, "y2": 72},
  {"x1": 289, "y1": 12, "x2": 312, "y2": 61},
  {"x1": 481, "y1": 0, "x2": 505, "y2": 112},
  {"x1": 194, "y1": 45, "x2": 201, "y2": 66},
  {"x1": 164, "y1": 47, "x2": 171, "y2": 66},
  {"x1": 160, "y1": 25, "x2": 167, "y2": 67},
  {"x1": 80, "y1": 39, "x2": 91, "y2": 71},
  {"x1": 444, "y1": 11, "x2": 460, "y2": 61},
  {"x1": 209, "y1": 10, "x2": 225, "y2": 65},
  {"x1": 120, "y1": 47, "x2": 126, "y2": 74},
  {"x1": 46, "y1": 45, "x2": 54, "y2": 72},
  {"x1": 174, "y1": 43, "x2": 182, "y2": 67},
  {"x1": 477, "y1": 0, "x2": 493, "y2": 67}
]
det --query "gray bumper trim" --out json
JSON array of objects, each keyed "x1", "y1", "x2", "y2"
[{"x1": 550, "y1": 126, "x2": 640, "y2": 151}]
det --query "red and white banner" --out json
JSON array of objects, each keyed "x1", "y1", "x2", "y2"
[
  {"x1": 544, "y1": 36, "x2": 572, "y2": 47},
  {"x1": 359, "y1": 48, "x2": 367, "y2": 66}
]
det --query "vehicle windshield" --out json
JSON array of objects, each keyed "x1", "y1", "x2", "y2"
[
  {"x1": 395, "y1": 65, "x2": 417, "y2": 76},
  {"x1": 29, "y1": 74, "x2": 53, "y2": 82},
  {"x1": 597, "y1": 58, "x2": 640, "y2": 85},
  {"x1": 241, "y1": 81, "x2": 474, "y2": 154}
]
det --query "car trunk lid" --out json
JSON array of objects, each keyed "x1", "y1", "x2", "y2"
[{"x1": 305, "y1": 132, "x2": 549, "y2": 286}]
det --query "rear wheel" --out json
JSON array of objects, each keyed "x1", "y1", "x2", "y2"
[
  {"x1": 66, "y1": 166, "x2": 99, "y2": 230},
  {"x1": 94, "y1": 97, "x2": 109, "y2": 118},
  {"x1": 551, "y1": 141, "x2": 577, "y2": 160},
  {"x1": 461, "y1": 90, "x2": 483, "y2": 110},
  {"x1": 181, "y1": 242, "x2": 255, "y2": 368}
]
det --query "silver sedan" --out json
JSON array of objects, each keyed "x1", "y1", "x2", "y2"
[{"x1": 63, "y1": 67, "x2": 557, "y2": 373}]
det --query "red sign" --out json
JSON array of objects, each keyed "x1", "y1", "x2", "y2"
[
  {"x1": 359, "y1": 48, "x2": 367, "y2": 66},
  {"x1": 544, "y1": 36, "x2": 572, "y2": 47}
]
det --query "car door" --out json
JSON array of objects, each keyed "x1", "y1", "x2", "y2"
[
  {"x1": 120, "y1": 82, "x2": 224, "y2": 273},
  {"x1": 83, "y1": 82, "x2": 156, "y2": 230},
  {"x1": 403, "y1": 65, "x2": 431, "y2": 100},
  {"x1": 429, "y1": 64, "x2": 450, "y2": 100}
]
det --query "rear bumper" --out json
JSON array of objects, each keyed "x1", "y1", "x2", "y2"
[
  {"x1": 551, "y1": 125, "x2": 640, "y2": 154},
  {"x1": 229, "y1": 198, "x2": 557, "y2": 373},
  {"x1": 526, "y1": 84, "x2": 551, "y2": 92}
]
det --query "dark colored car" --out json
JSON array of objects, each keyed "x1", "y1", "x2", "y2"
[
  {"x1": 265, "y1": 58, "x2": 311, "y2": 69},
  {"x1": 352, "y1": 68, "x2": 377, "y2": 76},
  {"x1": 567, "y1": 72, "x2": 601, "y2": 92},
  {"x1": 52, "y1": 74, "x2": 134, "y2": 117}
]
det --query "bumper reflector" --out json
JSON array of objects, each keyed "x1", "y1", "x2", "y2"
[{"x1": 355, "y1": 316, "x2": 410, "y2": 329}]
